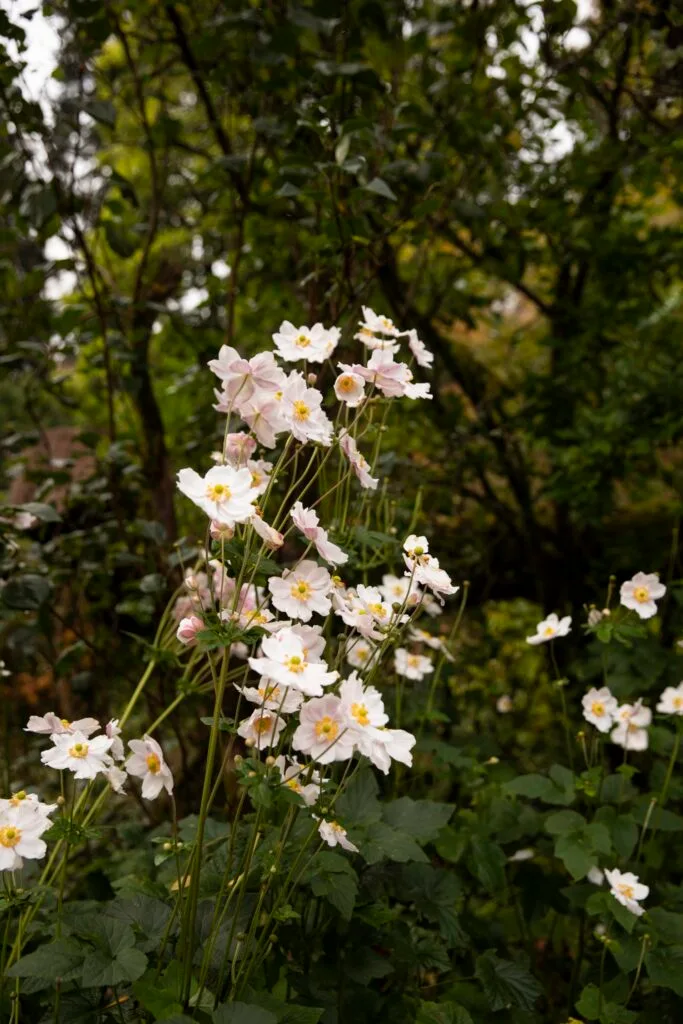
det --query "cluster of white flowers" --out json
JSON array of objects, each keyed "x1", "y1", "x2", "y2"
[{"x1": 581, "y1": 679, "x2": 683, "y2": 752}]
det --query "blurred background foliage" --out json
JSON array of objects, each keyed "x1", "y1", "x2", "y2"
[{"x1": 1, "y1": 0, "x2": 683, "y2": 782}]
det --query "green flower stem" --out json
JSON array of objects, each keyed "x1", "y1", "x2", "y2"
[{"x1": 417, "y1": 581, "x2": 469, "y2": 744}]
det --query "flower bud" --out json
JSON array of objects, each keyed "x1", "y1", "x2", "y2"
[
  {"x1": 210, "y1": 520, "x2": 235, "y2": 541},
  {"x1": 265, "y1": 756, "x2": 275, "y2": 766},
  {"x1": 176, "y1": 615, "x2": 205, "y2": 646}
]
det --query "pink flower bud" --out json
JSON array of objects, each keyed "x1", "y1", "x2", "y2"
[
  {"x1": 210, "y1": 520, "x2": 235, "y2": 541},
  {"x1": 176, "y1": 615, "x2": 205, "y2": 646}
]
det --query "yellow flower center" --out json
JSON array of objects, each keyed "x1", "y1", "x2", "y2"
[
  {"x1": 286, "y1": 778, "x2": 303, "y2": 792},
  {"x1": 251, "y1": 470, "x2": 263, "y2": 487},
  {"x1": 206, "y1": 482, "x2": 232, "y2": 503},
  {"x1": 381, "y1": 317, "x2": 393, "y2": 329},
  {"x1": 254, "y1": 715, "x2": 274, "y2": 734},
  {"x1": 292, "y1": 400, "x2": 310, "y2": 422},
  {"x1": 285, "y1": 655, "x2": 305, "y2": 674},
  {"x1": 69, "y1": 742, "x2": 88, "y2": 759},
  {"x1": 337, "y1": 375, "x2": 356, "y2": 393},
  {"x1": 314, "y1": 717, "x2": 339, "y2": 741},
  {"x1": 619, "y1": 884, "x2": 635, "y2": 899},
  {"x1": 9, "y1": 791, "x2": 27, "y2": 806},
  {"x1": 633, "y1": 586, "x2": 650, "y2": 603},
  {"x1": 408, "y1": 655, "x2": 420, "y2": 668},
  {"x1": 674, "y1": 697, "x2": 683, "y2": 709},
  {"x1": 290, "y1": 580, "x2": 312, "y2": 601},
  {"x1": 356, "y1": 647, "x2": 369, "y2": 662},
  {"x1": 591, "y1": 702, "x2": 605, "y2": 717},
  {"x1": 0, "y1": 826, "x2": 21, "y2": 848},
  {"x1": 369, "y1": 602, "x2": 386, "y2": 618},
  {"x1": 351, "y1": 703, "x2": 370, "y2": 726},
  {"x1": 296, "y1": 333, "x2": 311, "y2": 348},
  {"x1": 360, "y1": 327, "x2": 373, "y2": 337},
  {"x1": 146, "y1": 753, "x2": 161, "y2": 774},
  {"x1": 60, "y1": 718, "x2": 71, "y2": 727},
  {"x1": 258, "y1": 684, "x2": 280, "y2": 702},
  {"x1": 544, "y1": 626, "x2": 555, "y2": 636}
]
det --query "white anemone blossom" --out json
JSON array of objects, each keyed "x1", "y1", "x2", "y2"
[
  {"x1": 0, "y1": 801, "x2": 54, "y2": 872},
  {"x1": 620, "y1": 572, "x2": 666, "y2": 619},
  {"x1": 290, "y1": 501, "x2": 348, "y2": 566},
  {"x1": 248, "y1": 629, "x2": 338, "y2": 697},
  {"x1": 526, "y1": 613, "x2": 572, "y2": 645},
  {"x1": 25, "y1": 713, "x2": 100, "y2": 737},
  {"x1": 318, "y1": 819, "x2": 359, "y2": 852},
  {"x1": 610, "y1": 701, "x2": 651, "y2": 751},
  {"x1": 237, "y1": 709, "x2": 287, "y2": 751},
  {"x1": 268, "y1": 560, "x2": 332, "y2": 621},
  {"x1": 42, "y1": 730, "x2": 113, "y2": 780},
  {"x1": 657, "y1": 682, "x2": 683, "y2": 715},
  {"x1": 582, "y1": 687, "x2": 618, "y2": 733},
  {"x1": 273, "y1": 321, "x2": 339, "y2": 363},
  {"x1": 177, "y1": 465, "x2": 260, "y2": 526},
  {"x1": 605, "y1": 868, "x2": 649, "y2": 916},
  {"x1": 292, "y1": 694, "x2": 355, "y2": 764},
  {"x1": 125, "y1": 735, "x2": 174, "y2": 799},
  {"x1": 394, "y1": 648, "x2": 434, "y2": 681}
]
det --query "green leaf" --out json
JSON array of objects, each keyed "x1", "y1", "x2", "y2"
[
  {"x1": 645, "y1": 946, "x2": 683, "y2": 996},
  {"x1": 362, "y1": 822, "x2": 428, "y2": 865},
  {"x1": 242, "y1": 991, "x2": 323, "y2": 1023},
  {"x1": 469, "y1": 837, "x2": 506, "y2": 894},
  {"x1": 545, "y1": 810, "x2": 585, "y2": 835},
  {"x1": 81, "y1": 946, "x2": 147, "y2": 988},
  {"x1": 335, "y1": 768, "x2": 382, "y2": 826},
  {"x1": 12, "y1": 502, "x2": 61, "y2": 523},
  {"x1": 1, "y1": 574, "x2": 51, "y2": 610},
  {"x1": 555, "y1": 835, "x2": 594, "y2": 880},
  {"x1": 417, "y1": 1002, "x2": 473, "y2": 1024},
  {"x1": 213, "y1": 1003, "x2": 278, "y2": 1024},
  {"x1": 609, "y1": 815, "x2": 638, "y2": 859},
  {"x1": 6, "y1": 939, "x2": 85, "y2": 980},
  {"x1": 576, "y1": 983, "x2": 600, "y2": 1019},
  {"x1": 505, "y1": 772, "x2": 574, "y2": 805},
  {"x1": 475, "y1": 951, "x2": 542, "y2": 1012},
  {"x1": 383, "y1": 797, "x2": 454, "y2": 842},
  {"x1": 647, "y1": 907, "x2": 683, "y2": 944},
  {"x1": 84, "y1": 99, "x2": 116, "y2": 126},
  {"x1": 604, "y1": 894, "x2": 638, "y2": 935},
  {"x1": 363, "y1": 177, "x2": 397, "y2": 201}
]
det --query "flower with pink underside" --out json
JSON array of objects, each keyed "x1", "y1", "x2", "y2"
[
  {"x1": 290, "y1": 501, "x2": 348, "y2": 566},
  {"x1": 268, "y1": 560, "x2": 332, "y2": 621},
  {"x1": 339, "y1": 430, "x2": 378, "y2": 490}
]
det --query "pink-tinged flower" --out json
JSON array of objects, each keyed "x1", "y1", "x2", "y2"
[
  {"x1": 290, "y1": 501, "x2": 348, "y2": 566},
  {"x1": 238, "y1": 394, "x2": 287, "y2": 449},
  {"x1": 177, "y1": 465, "x2": 260, "y2": 526},
  {"x1": 210, "y1": 520, "x2": 235, "y2": 542},
  {"x1": 318, "y1": 819, "x2": 358, "y2": 852},
  {"x1": 236, "y1": 680, "x2": 304, "y2": 714},
  {"x1": 208, "y1": 347, "x2": 285, "y2": 407},
  {"x1": 605, "y1": 868, "x2": 648, "y2": 916},
  {"x1": 526, "y1": 613, "x2": 572, "y2": 645},
  {"x1": 237, "y1": 709, "x2": 286, "y2": 751},
  {"x1": 250, "y1": 513, "x2": 284, "y2": 549},
  {"x1": 280, "y1": 373, "x2": 333, "y2": 446},
  {"x1": 620, "y1": 572, "x2": 666, "y2": 620},
  {"x1": 248, "y1": 629, "x2": 337, "y2": 696},
  {"x1": 292, "y1": 694, "x2": 355, "y2": 763},
  {"x1": 339, "y1": 430, "x2": 378, "y2": 490},
  {"x1": 273, "y1": 321, "x2": 340, "y2": 363},
  {"x1": 344, "y1": 636, "x2": 378, "y2": 671},
  {"x1": 0, "y1": 802, "x2": 52, "y2": 872},
  {"x1": 610, "y1": 701, "x2": 651, "y2": 751},
  {"x1": 657, "y1": 683, "x2": 683, "y2": 715},
  {"x1": 25, "y1": 713, "x2": 100, "y2": 738},
  {"x1": 582, "y1": 687, "x2": 618, "y2": 733},
  {"x1": 223, "y1": 432, "x2": 257, "y2": 465},
  {"x1": 404, "y1": 329, "x2": 434, "y2": 368},
  {"x1": 268, "y1": 560, "x2": 332, "y2": 621},
  {"x1": 354, "y1": 306, "x2": 401, "y2": 346},
  {"x1": 41, "y1": 730, "x2": 113, "y2": 780},
  {"x1": 334, "y1": 371, "x2": 366, "y2": 408},
  {"x1": 105, "y1": 719, "x2": 125, "y2": 761},
  {"x1": 394, "y1": 648, "x2": 434, "y2": 681},
  {"x1": 343, "y1": 349, "x2": 431, "y2": 400},
  {"x1": 176, "y1": 615, "x2": 205, "y2": 646},
  {"x1": 125, "y1": 735, "x2": 174, "y2": 799},
  {"x1": 246, "y1": 459, "x2": 272, "y2": 496}
]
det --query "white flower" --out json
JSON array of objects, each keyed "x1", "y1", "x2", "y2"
[
  {"x1": 318, "y1": 819, "x2": 358, "y2": 852},
  {"x1": 237, "y1": 709, "x2": 286, "y2": 751},
  {"x1": 394, "y1": 648, "x2": 434, "y2": 681},
  {"x1": 509, "y1": 848, "x2": 534, "y2": 862},
  {"x1": 334, "y1": 371, "x2": 366, "y2": 407},
  {"x1": 0, "y1": 792, "x2": 56, "y2": 819},
  {"x1": 268, "y1": 560, "x2": 332, "y2": 621},
  {"x1": 287, "y1": 623, "x2": 327, "y2": 662},
  {"x1": 610, "y1": 702, "x2": 652, "y2": 751},
  {"x1": 105, "y1": 719, "x2": 125, "y2": 761},
  {"x1": 582, "y1": 687, "x2": 618, "y2": 733},
  {"x1": 208, "y1": 347, "x2": 284, "y2": 407},
  {"x1": 273, "y1": 756, "x2": 321, "y2": 806},
  {"x1": 403, "y1": 534, "x2": 430, "y2": 560},
  {"x1": 106, "y1": 766, "x2": 128, "y2": 794},
  {"x1": 280, "y1": 373, "x2": 333, "y2": 446},
  {"x1": 290, "y1": 501, "x2": 348, "y2": 566},
  {"x1": 223, "y1": 432, "x2": 257, "y2": 466},
  {"x1": 340, "y1": 673, "x2": 388, "y2": 733},
  {"x1": 42, "y1": 730, "x2": 113, "y2": 780},
  {"x1": 25, "y1": 713, "x2": 100, "y2": 737},
  {"x1": 605, "y1": 868, "x2": 649, "y2": 916},
  {"x1": 657, "y1": 683, "x2": 683, "y2": 715},
  {"x1": 365, "y1": 727, "x2": 416, "y2": 774},
  {"x1": 273, "y1": 321, "x2": 340, "y2": 363},
  {"x1": 342, "y1": 350, "x2": 431, "y2": 400},
  {"x1": 408, "y1": 626, "x2": 453, "y2": 658},
  {"x1": 496, "y1": 695, "x2": 513, "y2": 714},
  {"x1": 620, "y1": 572, "x2": 666, "y2": 620},
  {"x1": 345, "y1": 636, "x2": 378, "y2": 671},
  {"x1": 177, "y1": 465, "x2": 260, "y2": 526},
  {"x1": 246, "y1": 459, "x2": 272, "y2": 497},
  {"x1": 238, "y1": 393, "x2": 286, "y2": 449},
  {"x1": 526, "y1": 613, "x2": 572, "y2": 645},
  {"x1": 250, "y1": 512, "x2": 284, "y2": 549},
  {"x1": 404, "y1": 329, "x2": 434, "y2": 368},
  {"x1": 338, "y1": 430, "x2": 378, "y2": 490},
  {"x1": 588, "y1": 865, "x2": 604, "y2": 885},
  {"x1": 292, "y1": 694, "x2": 355, "y2": 763},
  {"x1": 125, "y1": 735, "x2": 174, "y2": 799},
  {"x1": 248, "y1": 629, "x2": 338, "y2": 696},
  {"x1": 176, "y1": 615, "x2": 205, "y2": 646},
  {"x1": 402, "y1": 537, "x2": 458, "y2": 600},
  {"x1": 237, "y1": 680, "x2": 303, "y2": 714},
  {"x1": 380, "y1": 573, "x2": 421, "y2": 608},
  {"x1": 0, "y1": 802, "x2": 52, "y2": 872},
  {"x1": 354, "y1": 306, "x2": 400, "y2": 343}
]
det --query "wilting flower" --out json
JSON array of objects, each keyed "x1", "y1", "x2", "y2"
[
  {"x1": 176, "y1": 615, "x2": 205, "y2": 646},
  {"x1": 125, "y1": 736, "x2": 174, "y2": 799},
  {"x1": 25, "y1": 713, "x2": 100, "y2": 737},
  {"x1": 0, "y1": 802, "x2": 53, "y2": 872},
  {"x1": 250, "y1": 512, "x2": 284, "y2": 549},
  {"x1": 394, "y1": 648, "x2": 434, "y2": 681},
  {"x1": 106, "y1": 766, "x2": 127, "y2": 794},
  {"x1": 177, "y1": 465, "x2": 260, "y2": 526},
  {"x1": 210, "y1": 520, "x2": 235, "y2": 542},
  {"x1": 610, "y1": 702, "x2": 651, "y2": 751},
  {"x1": 620, "y1": 571, "x2": 666, "y2": 620},
  {"x1": 605, "y1": 868, "x2": 648, "y2": 916},
  {"x1": 248, "y1": 629, "x2": 338, "y2": 697},
  {"x1": 273, "y1": 321, "x2": 339, "y2": 363},
  {"x1": 318, "y1": 819, "x2": 358, "y2": 852},
  {"x1": 404, "y1": 329, "x2": 434, "y2": 368},
  {"x1": 42, "y1": 730, "x2": 113, "y2": 780},
  {"x1": 292, "y1": 694, "x2": 355, "y2": 763},
  {"x1": 339, "y1": 430, "x2": 378, "y2": 490},
  {"x1": 237, "y1": 709, "x2": 286, "y2": 751},
  {"x1": 526, "y1": 613, "x2": 572, "y2": 645},
  {"x1": 105, "y1": 719, "x2": 125, "y2": 761},
  {"x1": 582, "y1": 687, "x2": 618, "y2": 733},
  {"x1": 290, "y1": 501, "x2": 348, "y2": 566},
  {"x1": 334, "y1": 371, "x2": 366, "y2": 407},
  {"x1": 268, "y1": 560, "x2": 332, "y2": 621},
  {"x1": 657, "y1": 683, "x2": 683, "y2": 715}
]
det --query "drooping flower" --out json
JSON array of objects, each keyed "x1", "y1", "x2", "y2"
[
  {"x1": 250, "y1": 512, "x2": 284, "y2": 549},
  {"x1": 620, "y1": 572, "x2": 666, "y2": 620},
  {"x1": 657, "y1": 682, "x2": 683, "y2": 715},
  {"x1": 105, "y1": 719, "x2": 125, "y2": 761},
  {"x1": 273, "y1": 321, "x2": 340, "y2": 363},
  {"x1": 334, "y1": 371, "x2": 366, "y2": 408},
  {"x1": 125, "y1": 736, "x2": 174, "y2": 799},
  {"x1": 223, "y1": 432, "x2": 258, "y2": 466},
  {"x1": 42, "y1": 730, "x2": 113, "y2": 780},
  {"x1": 610, "y1": 702, "x2": 651, "y2": 751},
  {"x1": 318, "y1": 819, "x2": 358, "y2": 852},
  {"x1": 290, "y1": 501, "x2": 348, "y2": 566},
  {"x1": 404, "y1": 329, "x2": 434, "y2": 369},
  {"x1": 176, "y1": 615, "x2": 205, "y2": 646},
  {"x1": 106, "y1": 766, "x2": 128, "y2": 794},
  {"x1": 338, "y1": 430, "x2": 378, "y2": 490},
  {"x1": 526, "y1": 613, "x2": 572, "y2": 645},
  {"x1": 582, "y1": 687, "x2": 618, "y2": 734},
  {"x1": 605, "y1": 868, "x2": 648, "y2": 916},
  {"x1": 292, "y1": 694, "x2": 355, "y2": 763},
  {"x1": 366, "y1": 727, "x2": 416, "y2": 774},
  {"x1": 237, "y1": 709, "x2": 286, "y2": 751},
  {"x1": 210, "y1": 520, "x2": 235, "y2": 542},
  {"x1": 0, "y1": 802, "x2": 53, "y2": 872},
  {"x1": 268, "y1": 560, "x2": 332, "y2": 621},
  {"x1": 25, "y1": 713, "x2": 100, "y2": 738},
  {"x1": 280, "y1": 373, "x2": 333, "y2": 446},
  {"x1": 248, "y1": 629, "x2": 338, "y2": 696},
  {"x1": 394, "y1": 648, "x2": 434, "y2": 681},
  {"x1": 177, "y1": 465, "x2": 260, "y2": 526},
  {"x1": 273, "y1": 756, "x2": 321, "y2": 806}
]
